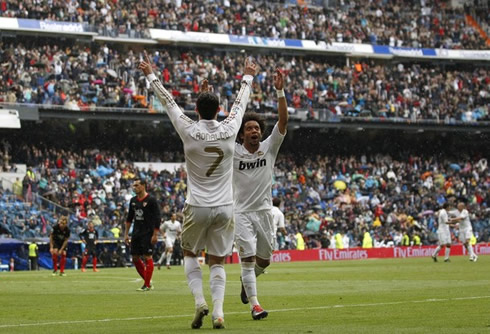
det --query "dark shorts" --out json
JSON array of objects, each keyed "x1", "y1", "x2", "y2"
[
  {"x1": 84, "y1": 247, "x2": 97, "y2": 257},
  {"x1": 131, "y1": 234, "x2": 154, "y2": 256},
  {"x1": 53, "y1": 240, "x2": 67, "y2": 251}
]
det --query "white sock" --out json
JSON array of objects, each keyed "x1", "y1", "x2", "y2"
[
  {"x1": 184, "y1": 256, "x2": 205, "y2": 307},
  {"x1": 255, "y1": 263, "x2": 265, "y2": 278},
  {"x1": 157, "y1": 252, "x2": 165, "y2": 265},
  {"x1": 432, "y1": 245, "x2": 441, "y2": 257},
  {"x1": 210, "y1": 264, "x2": 226, "y2": 319},
  {"x1": 166, "y1": 252, "x2": 172, "y2": 266},
  {"x1": 444, "y1": 247, "x2": 451, "y2": 260},
  {"x1": 241, "y1": 261, "x2": 259, "y2": 307},
  {"x1": 468, "y1": 244, "x2": 475, "y2": 258}
]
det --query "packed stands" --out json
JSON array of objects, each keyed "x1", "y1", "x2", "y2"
[
  {"x1": 1, "y1": 0, "x2": 489, "y2": 49},
  {"x1": 0, "y1": 42, "x2": 488, "y2": 122},
  {"x1": 1, "y1": 140, "x2": 488, "y2": 248}
]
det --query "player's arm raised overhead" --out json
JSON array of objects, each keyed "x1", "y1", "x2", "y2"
[
  {"x1": 138, "y1": 50, "x2": 192, "y2": 137},
  {"x1": 274, "y1": 68, "x2": 288, "y2": 135},
  {"x1": 227, "y1": 57, "x2": 258, "y2": 121}
]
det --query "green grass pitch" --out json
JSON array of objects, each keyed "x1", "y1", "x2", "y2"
[{"x1": 1, "y1": 256, "x2": 489, "y2": 333}]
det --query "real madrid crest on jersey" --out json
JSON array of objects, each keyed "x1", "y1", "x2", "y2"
[{"x1": 257, "y1": 151, "x2": 264, "y2": 156}]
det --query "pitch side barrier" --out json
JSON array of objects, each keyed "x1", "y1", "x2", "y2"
[{"x1": 229, "y1": 244, "x2": 490, "y2": 263}]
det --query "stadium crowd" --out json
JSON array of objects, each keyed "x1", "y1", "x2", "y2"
[
  {"x1": 1, "y1": 143, "x2": 488, "y2": 249},
  {"x1": 0, "y1": 42, "x2": 488, "y2": 122},
  {"x1": 0, "y1": 0, "x2": 488, "y2": 49}
]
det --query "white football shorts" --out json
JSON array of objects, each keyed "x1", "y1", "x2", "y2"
[
  {"x1": 437, "y1": 229, "x2": 451, "y2": 245},
  {"x1": 458, "y1": 228, "x2": 473, "y2": 243},
  {"x1": 181, "y1": 204, "x2": 234, "y2": 257},
  {"x1": 234, "y1": 210, "x2": 274, "y2": 259},
  {"x1": 165, "y1": 237, "x2": 176, "y2": 249}
]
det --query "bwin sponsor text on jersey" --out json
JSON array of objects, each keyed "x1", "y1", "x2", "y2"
[{"x1": 238, "y1": 158, "x2": 267, "y2": 170}]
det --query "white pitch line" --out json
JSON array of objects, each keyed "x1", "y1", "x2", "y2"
[{"x1": 1, "y1": 295, "x2": 489, "y2": 329}]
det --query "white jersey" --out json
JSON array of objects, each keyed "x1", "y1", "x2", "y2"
[
  {"x1": 148, "y1": 73, "x2": 253, "y2": 207},
  {"x1": 233, "y1": 123, "x2": 285, "y2": 212},
  {"x1": 271, "y1": 206, "x2": 285, "y2": 233},
  {"x1": 437, "y1": 209, "x2": 450, "y2": 235},
  {"x1": 160, "y1": 220, "x2": 182, "y2": 239},
  {"x1": 456, "y1": 209, "x2": 472, "y2": 231}
]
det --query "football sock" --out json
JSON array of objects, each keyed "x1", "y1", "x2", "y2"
[
  {"x1": 157, "y1": 252, "x2": 165, "y2": 265},
  {"x1": 133, "y1": 258, "x2": 146, "y2": 279},
  {"x1": 60, "y1": 254, "x2": 66, "y2": 273},
  {"x1": 92, "y1": 257, "x2": 97, "y2": 270},
  {"x1": 144, "y1": 258, "x2": 154, "y2": 287},
  {"x1": 166, "y1": 252, "x2": 172, "y2": 266},
  {"x1": 184, "y1": 256, "x2": 206, "y2": 307},
  {"x1": 432, "y1": 245, "x2": 441, "y2": 257},
  {"x1": 468, "y1": 244, "x2": 475, "y2": 258},
  {"x1": 81, "y1": 255, "x2": 88, "y2": 269},
  {"x1": 444, "y1": 246, "x2": 451, "y2": 259},
  {"x1": 52, "y1": 254, "x2": 58, "y2": 271},
  {"x1": 241, "y1": 261, "x2": 258, "y2": 306},
  {"x1": 210, "y1": 264, "x2": 226, "y2": 319}
]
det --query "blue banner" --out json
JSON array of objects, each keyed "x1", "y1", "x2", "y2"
[
  {"x1": 229, "y1": 35, "x2": 303, "y2": 48},
  {"x1": 17, "y1": 19, "x2": 86, "y2": 33},
  {"x1": 373, "y1": 45, "x2": 437, "y2": 57}
]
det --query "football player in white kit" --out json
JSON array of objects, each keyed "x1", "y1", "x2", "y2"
[
  {"x1": 233, "y1": 68, "x2": 288, "y2": 320},
  {"x1": 449, "y1": 202, "x2": 478, "y2": 262},
  {"x1": 271, "y1": 197, "x2": 287, "y2": 250},
  {"x1": 431, "y1": 203, "x2": 455, "y2": 262},
  {"x1": 157, "y1": 213, "x2": 182, "y2": 270},
  {"x1": 139, "y1": 52, "x2": 257, "y2": 329}
]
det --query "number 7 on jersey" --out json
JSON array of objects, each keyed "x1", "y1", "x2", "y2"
[{"x1": 205, "y1": 147, "x2": 224, "y2": 177}]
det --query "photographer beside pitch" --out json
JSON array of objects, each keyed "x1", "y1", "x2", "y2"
[{"x1": 139, "y1": 51, "x2": 257, "y2": 329}]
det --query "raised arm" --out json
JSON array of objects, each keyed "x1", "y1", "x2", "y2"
[
  {"x1": 138, "y1": 51, "x2": 189, "y2": 131},
  {"x1": 228, "y1": 58, "x2": 258, "y2": 119},
  {"x1": 274, "y1": 68, "x2": 288, "y2": 135}
]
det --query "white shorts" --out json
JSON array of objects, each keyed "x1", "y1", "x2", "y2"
[
  {"x1": 165, "y1": 237, "x2": 176, "y2": 249},
  {"x1": 235, "y1": 210, "x2": 274, "y2": 259},
  {"x1": 437, "y1": 229, "x2": 451, "y2": 245},
  {"x1": 181, "y1": 204, "x2": 234, "y2": 257},
  {"x1": 458, "y1": 228, "x2": 473, "y2": 243}
]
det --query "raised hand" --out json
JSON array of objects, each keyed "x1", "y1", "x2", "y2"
[
  {"x1": 244, "y1": 57, "x2": 258, "y2": 76},
  {"x1": 138, "y1": 50, "x2": 153, "y2": 76},
  {"x1": 274, "y1": 68, "x2": 284, "y2": 90}
]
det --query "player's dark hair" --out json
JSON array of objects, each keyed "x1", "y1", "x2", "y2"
[
  {"x1": 134, "y1": 178, "x2": 147, "y2": 188},
  {"x1": 196, "y1": 92, "x2": 220, "y2": 120},
  {"x1": 272, "y1": 197, "x2": 281, "y2": 207},
  {"x1": 237, "y1": 112, "x2": 266, "y2": 143}
]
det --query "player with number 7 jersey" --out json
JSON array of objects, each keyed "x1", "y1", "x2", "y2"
[{"x1": 139, "y1": 51, "x2": 257, "y2": 329}]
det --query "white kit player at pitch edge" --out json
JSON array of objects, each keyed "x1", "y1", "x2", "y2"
[
  {"x1": 232, "y1": 68, "x2": 288, "y2": 320},
  {"x1": 431, "y1": 202, "x2": 457, "y2": 262},
  {"x1": 139, "y1": 50, "x2": 258, "y2": 330},
  {"x1": 449, "y1": 201, "x2": 478, "y2": 262},
  {"x1": 157, "y1": 213, "x2": 182, "y2": 270}
]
